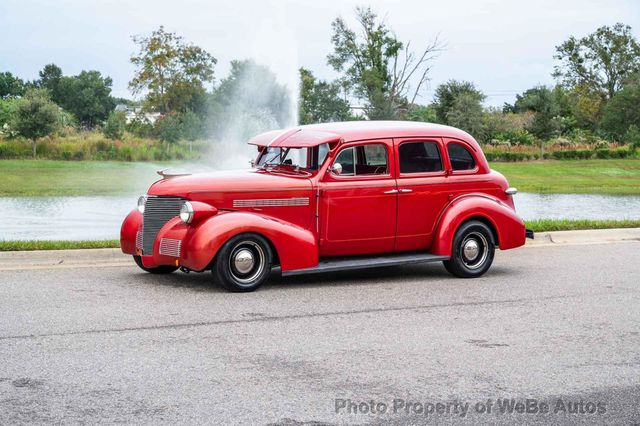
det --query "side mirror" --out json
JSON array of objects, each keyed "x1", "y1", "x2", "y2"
[
  {"x1": 250, "y1": 159, "x2": 256, "y2": 168},
  {"x1": 329, "y1": 162, "x2": 343, "y2": 175}
]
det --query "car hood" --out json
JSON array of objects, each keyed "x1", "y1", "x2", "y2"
[{"x1": 147, "y1": 169, "x2": 313, "y2": 199}]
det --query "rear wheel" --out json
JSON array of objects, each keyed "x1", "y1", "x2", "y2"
[
  {"x1": 133, "y1": 255, "x2": 179, "y2": 274},
  {"x1": 212, "y1": 233, "x2": 273, "y2": 292},
  {"x1": 443, "y1": 220, "x2": 495, "y2": 278}
]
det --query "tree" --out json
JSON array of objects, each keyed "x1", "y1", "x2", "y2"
[
  {"x1": 56, "y1": 70, "x2": 115, "y2": 127},
  {"x1": 103, "y1": 110, "x2": 126, "y2": 140},
  {"x1": 12, "y1": 89, "x2": 60, "y2": 157},
  {"x1": 0, "y1": 98, "x2": 18, "y2": 128},
  {"x1": 37, "y1": 64, "x2": 63, "y2": 102},
  {"x1": 129, "y1": 26, "x2": 217, "y2": 113},
  {"x1": 445, "y1": 92, "x2": 485, "y2": 136},
  {"x1": 0, "y1": 72, "x2": 25, "y2": 98},
  {"x1": 553, "y1": 23, "x2": 640, "y2": 100},
  {"x1": 404, "y1": 104, "x2": 437, "y2": 123},
  {"x1": 299, "y1": 68, "x2": 353, "y2": 124},
  {"x1": 512, "y1": 86, "x2": 561, "y2": 139},
  {"x1": 328, "y1": 7, "x2": 441, "y2": 119},
  {"x1": 567, "y1": 84, "x2": 603, "y2": 130},
  {"x1": 600, "y1": 82, "x2": 640, "y2": 140},
  {"x1": 432, "y1": 80, "x2": 485, "y2": 125}
]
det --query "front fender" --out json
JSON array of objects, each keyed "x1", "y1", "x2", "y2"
[
  {"x1": 182, "y1": 211, "x2": 318, "y2": 272},
  {"x1": 430, "y1": 194, "x2": 526, "y2": 257},
  {"x1": 120, "y1": 209, "x2": 142, "y2": 255}
]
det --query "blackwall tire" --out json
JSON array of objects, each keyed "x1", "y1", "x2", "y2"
[
  {"x1": 442, "y1": 220, "x2": 495, "y2": 278},
  {"x1": 133, "y1": 255, "x2": 179, "y2": 274},
  {"x1": 212, "y1": 233, "x2": 273, "y2": 292}
]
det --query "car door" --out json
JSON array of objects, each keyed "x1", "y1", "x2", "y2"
[
  {"x1": 318, "y1": 139, "x2": 397, "y2": 257},
  {"x1": 394, "y1": 138, "x2": 451, "y2": 251}
]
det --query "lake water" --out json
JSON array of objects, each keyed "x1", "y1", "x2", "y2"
[{"x1": 1, "y1": 193, "x2": 639, "y2": 241}]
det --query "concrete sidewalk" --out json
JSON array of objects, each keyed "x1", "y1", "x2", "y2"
[{"x1": 1, "y1": 228, "x2": 639, "y2": 270}]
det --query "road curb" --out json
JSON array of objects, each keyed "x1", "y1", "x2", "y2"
[
  {"x1": 1, "y1": 228, "x2": 639, "y2": 269},
  {"x1": 0, "y1": 248, "x2": 129, "y2": 270},
  {"x1": 525, "y1": 227, "x2": 640, "y2": 247}
]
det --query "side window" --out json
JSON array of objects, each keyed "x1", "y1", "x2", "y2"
[
  {"x1": 448, "y1": 143, "x2": 476, "y2": 171},
  {"x1": 399, "y1": 141, "x2": 443, "y2": 174},
  {"x1": 334, "y1": 147, "x2": 355, "y2": 175},
  {"x1": 357, "y1": 144, "x2": 388, "y2": 175},
  {"x1": 331, "y1": 143, "x2": 389, "y2": 176}
]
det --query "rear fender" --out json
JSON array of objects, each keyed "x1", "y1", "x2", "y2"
[
  {"x1": 430, "y1": 194, "x2": 526, "y2": 257},
  {"x1": 182, "y1": 211, "x2": 318, "y2": 272}
]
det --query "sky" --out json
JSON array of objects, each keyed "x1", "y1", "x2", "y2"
[{"x1": 1, "y1": 0, "x2": 639, "y2": 107}]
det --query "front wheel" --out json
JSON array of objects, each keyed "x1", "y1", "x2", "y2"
[
  {"x1": 212, "y1": 233, "x2": 273, "y2": 292},
  {"x1": 443, "y1": 220, "x2": 495, "y2": 278},
  {"x1": 133, "y1": 255, "x2": 179, "y2": 274}
]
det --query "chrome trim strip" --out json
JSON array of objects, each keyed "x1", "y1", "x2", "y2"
[{"x1": 233, "y1": 197, "x2": 310, "y2": 208}]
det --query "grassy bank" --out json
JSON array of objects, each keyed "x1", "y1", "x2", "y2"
[
  {"x1": 1, "y1": 219, "x2": 639, "y2": 251},
  {"x1": 0, "y1": 240, "x2": 119, "y2": 251},
  {"x1": 491, "y1": 159, "x2": 640, "y2": 195},
  {"x1": 0, "y1": 160, "x2": 166, "y2": 196},
  {"x1": 525, "y1": 219, "x2": 640, "y2": 232}
]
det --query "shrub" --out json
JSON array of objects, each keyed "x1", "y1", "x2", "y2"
[
  {"x1": 103, "y1": 111, "x2": 126, "y2": 140},
  {"x1": 156, "y1": 113, "x2": 183, "y2": 143},
  {"x1": 624, "y1": 125, "x2": 640, "y2": 151},
  {"x1": 126, "y1": 118, "x2": 154, "y2": 138}
]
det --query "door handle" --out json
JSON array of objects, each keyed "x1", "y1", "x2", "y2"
[
  {"x1": 384, "y1": 189, "x2": 399, "y2": 194},
  {"x1": 399, "y1": 189, "x2": 413, "y2": 193}
]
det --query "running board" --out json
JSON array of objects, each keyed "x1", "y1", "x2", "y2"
[{"x1": 281, "y1": 252, "x2": 449, "y2": 277}]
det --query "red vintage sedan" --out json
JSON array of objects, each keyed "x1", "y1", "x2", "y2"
[{"x1": 121, "y1": 121, "x2": 532, "y2": 291}]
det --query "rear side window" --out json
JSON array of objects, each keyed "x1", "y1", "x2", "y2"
[
  {"x1": 448, "y1": 143, "x2": 476, "y2": 170},
  {"x1": 399, "y1": 141, "x2": 443, "y2": 173}
]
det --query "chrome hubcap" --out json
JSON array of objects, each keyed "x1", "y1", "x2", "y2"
[
  {"x1": 463, "y1": 239, "x2": 479, "y2": 261},
  {"x1": 233, "y1": 249, "x2": 255, "y2": 274},
  {"x1": 228, "y1": 241, "x2": 266, "y2": 284},
  {"x1": 460, "y1": 232, "x2": 489, "y2": 270}
]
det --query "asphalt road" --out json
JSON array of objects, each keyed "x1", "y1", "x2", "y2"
[{"x1": 1, "y1": 241, "x2": 639, "y2": 425}]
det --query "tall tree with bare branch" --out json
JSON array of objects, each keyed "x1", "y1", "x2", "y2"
[{"x1": 328, "y1": 7, "x2": 442, "y2": 119}]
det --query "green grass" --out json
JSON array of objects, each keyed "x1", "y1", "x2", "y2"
[
  {"x1": 1, "y1": 220, "x2": 640, "y2": 251},
  {"x1": 491, "y1": 159, "x2": 640, "y2": 195},
  {"x1": 0, "y1": 239, "x2": 119, "y2": 251},
  {"x1": 0, "y1": 160, "x2": 168, "y2": 196},
  {"x1": 524, "y1": 219, "x2": 640, "y2": 232},
  {"x1": 1, "y1": 158, "x2": 640, "y2": 197}
]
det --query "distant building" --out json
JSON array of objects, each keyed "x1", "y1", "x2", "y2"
[{"x1": 114, "y1": 104, "x2": 162, "y2": 124}]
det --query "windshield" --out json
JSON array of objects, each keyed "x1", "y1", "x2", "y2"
[{"x1": 257, "y1": 144, "x2": 329, "y2": 171}]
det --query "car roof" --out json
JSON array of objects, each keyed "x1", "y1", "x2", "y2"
[{"x1": 247, "y1": 121, "x2": 478, "y2": 148}]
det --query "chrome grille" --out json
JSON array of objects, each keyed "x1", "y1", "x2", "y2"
[
  {"x1": 135, "y1": 231, "x2": 143, "y2": 250},
  {"x1": 141, "y1": 196, "x2": 184, "y2": 254},
  {"x1": 159, "y1": 238, "x2": 181, "y2": 257}
]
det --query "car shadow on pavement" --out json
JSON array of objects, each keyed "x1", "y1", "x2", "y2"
[
  {"x1": 267, "y1": 262, "x2": 515, "y2": 290},
  {"x1": 126, "y1": 262, "x2": 517, "y2": 293}
]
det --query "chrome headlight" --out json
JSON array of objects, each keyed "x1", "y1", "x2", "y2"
[
  {"x1": 137, "y1": 195, "x2": 147, "y2": 213},
  {"x1": 179, "y1": 201, "x2": 194, "y2": 224}
]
